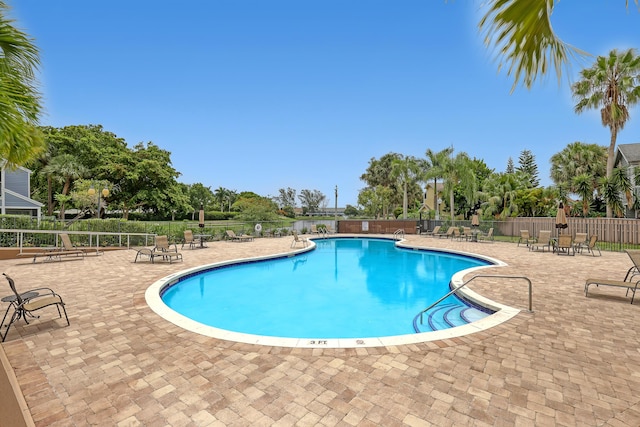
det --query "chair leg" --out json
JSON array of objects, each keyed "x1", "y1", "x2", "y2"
[
  {"x1": 59, "y1": 303, "x2": 70, "y2": 326},
  {"x1": 0, "y1": 303, "x2": 14, "y2": 329},
  {"x1": 1, "y1": 309, "x2": 21, "y2": 342}
]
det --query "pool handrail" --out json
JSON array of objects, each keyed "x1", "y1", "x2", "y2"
[
  {"x1": 393, "y1": 229, "x2": 405, "y2": 240},
  {"x1": 418, "y1": 274, "x2": 533, "y2": 325}
]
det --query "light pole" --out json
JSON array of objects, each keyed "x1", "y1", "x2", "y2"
[
  {"x1": 436, "y1": 198, "x2": 442, "y2": 221},
  {"x1": 88, "y1": 186, "x2": 109, "y2": 219}
]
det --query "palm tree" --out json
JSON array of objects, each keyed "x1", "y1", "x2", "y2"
[
  {"x1": 572, "y1": 48, "x2": 640, "y2": 216},
  {"x1": 440, "y1": 151, "x2": 476, "y2": 224},
  {"x1": 599, "y1": 176, "x2": 625, "y2": 218},
  {"x1": 0, "y1": 2, "x2": 45, "y2": 164},
  {"x1": 42, "y1": 154, "x2": 88, "y2": 219},
  {"x1": 573, "y1": 174, "x2": 594, "y2": 217},
  {"x1": 550, "y1": 142, "x2": 607, "y2": 194},
  {"x1": 390, "y1": 155, "x2": 422, "y2": 219},
  {"x1": 479, "y1": 1, "x2": 637, "y2": 91},
  {"x1": 213, "y1": 187, "x2": 228, "y2": 212},
  {"x1": 425, "y1": 147, "x2": 454, "y2": 219},
  {"x1": 481, "y1": 172, "x2": 528, "y2": 219}
]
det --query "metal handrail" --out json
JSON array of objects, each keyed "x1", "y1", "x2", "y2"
[
  {"x1": 393, "y1": 229, "x2": 405, "y2": 240},
  {"x1": 418, "y1": 274, "x2": 533, "y2": 325},
  {"x1": 0, "y1": 228, "x2": 157, "y2": 254}
]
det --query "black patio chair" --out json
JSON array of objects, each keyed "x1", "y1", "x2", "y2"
[{"x1": 1, "y1": 273, "x2": 69, "y2": 342}]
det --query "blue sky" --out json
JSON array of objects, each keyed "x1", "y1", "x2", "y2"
[{"x1": 9, "y1": 1, "x2": 640, "y2": 207}]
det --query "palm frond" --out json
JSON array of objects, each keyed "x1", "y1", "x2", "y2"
[{"x1": 479, "y1": 0, "x2": 587, "y2": 92}]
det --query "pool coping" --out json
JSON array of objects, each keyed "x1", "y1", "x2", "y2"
[{"x1": 144, "y1": 237, "x2": 520, "y2": 348}]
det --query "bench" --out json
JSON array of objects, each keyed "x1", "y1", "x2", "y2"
[{"x1": 584, "y1": 277, "x2": 639, "y2": 304}]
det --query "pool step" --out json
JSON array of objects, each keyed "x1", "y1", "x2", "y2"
[{"x1": 412, "y1": 303, "x2": 489, "y2": 333}]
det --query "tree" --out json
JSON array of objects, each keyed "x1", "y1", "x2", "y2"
[
  {"x1": 424, "y1": 147, "x2": 454, "y2": 218},
  {"x1": 357, "y1": 186, "x2": 393, "y2": 219},
  {"x1": 360, "y1": 153, "x2": 404, "y2": 211},
  {"x1": 275, "y1": 187, "x2": 297, "y2": 209},
  {"x1": 550, "y1": 142, "x2": 607, "y2": 195},
  {"x1": 506, "y1": 157, "x2": 515, "y2": 174},
  {"x1": 599, "y1": 175, "x2": 626, "y2": 217},
  {"x1": 343, "y1": 204, "x2": 359, "y2": 217},
  {"x1": 572, "y1": 48, "x2": 640, "y2": 217},
  {"x1": 187, "y1": 183, "x2": 214, "y2": 219},
  {"x1": 106, "y1": 142, "x2": 185, "y2": 219},
  {"x1": 234, "y1": 194, "x2": 278, "y2": 222},
  {"x1": 41, "y1": 154, "x2": 88, "y2": 219},
  {"x1": 478, "y1": 0, "x2": 638, "y2": 91},
  {"x1": 440, "y1": 151, "x2": 476, "y2": 224},
  {"x1": 516, "y1": 149, "x2": 539, "y2": 187},
  {"x1": 0, "y1": 2, "x2": 45, "y2": 165},
  {"x1": 573, "y1": 174, "x2": 595, "y2": 217},
  {"x1": 390, "y1": 155, "x2": 422, "y2": 219},
  {"x1": 298, "y1": 189, "x2": 326, "y2": 214},
  {"x1": 481, "y1": 171, "x2": 529, "y2": 218}
]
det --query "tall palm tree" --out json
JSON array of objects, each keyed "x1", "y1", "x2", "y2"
[
  {"x1": 440, "y1": 151, "x2": 476, "y2": 224},
  {"x1": 0, "y1": 2, "x2": 45, "y2": 164},
  {"x1": 425, "y1": 147, "x2": 454, "y2": 218},
  {"x1": 479, "y1": 1, "x2": 637, "y2": 91},
  {"x1": 213, "y1": 187, "x2": 228, "y2": 212},
  {"x1": 572, "y1": 48, "x2": 640, "y2": 217},
  {"x1": 390, "y1": 155, "x2": 422, "y2": 219}
]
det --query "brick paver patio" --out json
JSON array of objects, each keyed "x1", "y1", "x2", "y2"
[{"x1": 1, "y1": 235, "x2": 640, "y2": 426}]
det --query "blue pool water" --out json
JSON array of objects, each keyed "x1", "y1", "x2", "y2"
[{"x1": 161, "y1": 238, "x2": 492, "y2": 339}]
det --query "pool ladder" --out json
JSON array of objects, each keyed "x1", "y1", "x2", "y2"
[
  {"x1": 416, "y1": 274, "x2": 533, "y2": 326},
  {"x1": 393, "y1": 229, "x2": 405, "y2": 240}
]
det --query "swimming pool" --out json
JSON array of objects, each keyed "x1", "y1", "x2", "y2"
[{"x1": 146, "y1": 237, "x2": 519, "y2": 348}]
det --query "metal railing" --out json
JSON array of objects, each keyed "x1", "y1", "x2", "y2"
[
  {"x1": 417, "y1": 274, "x2": 533, "y2": 325},
  {"x1": 393, "y1": 229, "x2": 405, "y2": 240},
  {"x1": 0, "y1": 229, "x2": 157, "y2": 254}
]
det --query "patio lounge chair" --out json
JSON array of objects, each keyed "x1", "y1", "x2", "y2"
[
  {"x1": 423, "y1": 225, "x2": 441, "y2": 237},
  {"x1": 182, "y1": 230, "x2": 197, "y2": 249},
  {"x1": 518, "y1": 230, "x2": 532, "y2": 247},
  {"x1": 1, "y1": 273, "x2": 69, "y2": 342},
  {"x1": 435, "y1": 226, "x2": 456, "y2": 239},
  {"x1": 477, "y1": 228, "x2": 494, "y2": 242},
  {"x1": 150, "y1": 235, "x2": 183, "y2": 263},
  {"x1": 529, "y1": 230, "x2": 552, "y2": 252},
  {"x1": 555, "y1": 234, "x2": 574, "y2": 255},
  {"x1": 573, "y1": 233, "x2": 588, "y2": 253},
  {"x1": 226, "y1": 230, "x2": 253, "y2": 242},
  {"x1": 19, "y1": 233, "x2": 87, "y2": 263},
  {"x1": 578, "y1": 234, "x2": 601, "y2": 256},
  {"x1": 59, "y1": 233, "x2": 89, "y2": 255},
  {"x1": 458, "y1": 226, "x2": 471, "y2": 241},
  {"x1": 291, "y1": 230, "x2": 309, "y2": 248},
  {"x1": 584, "y1": 250, "x2": 640, "y2": 303}
]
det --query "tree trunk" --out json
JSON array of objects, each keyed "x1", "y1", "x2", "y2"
[
  {"x1": 433, "y1": 178, "x2": 438, "y2": 217},
  {"x1": 402, "y1": 182, "x2": 408, "y2": 219},
  {"x1": 47, "y1": 176, "x2": 53, "y2": 216},
  {"x1": 450, "y1": 191, "x2": 455, "y2": 225},
  {"x1": 606, "y1": 127, "x2": 618, "y2": 218}
]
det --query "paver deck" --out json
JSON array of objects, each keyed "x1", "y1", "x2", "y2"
[{"x1": 1, "y1": 234, "x2": 640, "y2": 426}]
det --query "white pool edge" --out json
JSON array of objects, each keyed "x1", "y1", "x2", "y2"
[{"x1": 145, "y1": 238, "x2": 521, "y2": 348}]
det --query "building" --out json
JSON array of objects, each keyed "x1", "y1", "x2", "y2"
[
  {"x1": 0, "y1": 160, "x2": 43, "y2": 218},
  {"x1": 421, "y1": 182, "x2": 445, "y2": 218},
  {"x1": 614, "y1": 143, "x2": 640, "y2": 218}
]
